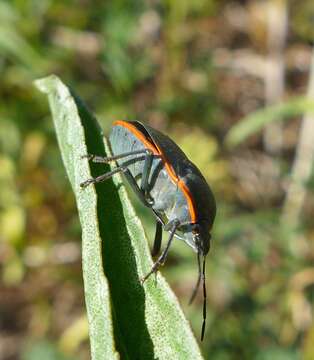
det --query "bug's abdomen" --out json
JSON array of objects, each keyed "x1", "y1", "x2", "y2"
[{"x1": 109, "y1": 124, "x2": 191, "y2": 224}]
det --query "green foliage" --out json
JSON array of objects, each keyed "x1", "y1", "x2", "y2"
[
  {"x1": 35, "y1": 75, "x2": 203, "y2": 360},
  {"x1": 225, "y1": 97, "x2": 314, "y2": 147},
  {"x1": 0, "y1": 2, "x2": 47, "y2": 74},
  {"x1": 22, "y1": 340, "x2": 74, "y2": 360},
  {"x1": 292, "y1": 0, "x2": 314, "y2": 41},
  {"x1": 1, "y1": 1, "x2": 314, "y2": 359}
]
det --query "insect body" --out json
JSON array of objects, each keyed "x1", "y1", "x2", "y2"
[{"x1": 81, "y1": 120, "x2": 216, "y2": 340}]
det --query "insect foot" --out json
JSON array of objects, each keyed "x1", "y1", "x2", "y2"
[
  {"x1": 80, "y1": 178, "x2": 94, "y2": 188},
  {"x1": 81, "y1": 154, "x2": 94, "y2": 160}
]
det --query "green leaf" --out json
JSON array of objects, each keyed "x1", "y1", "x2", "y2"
[
  {"x1": 35, "y1": 75, "x2": 203, "y2": 360},
  {"x1": 225, "y1": 96, "x2": 314, "y2": 148},
  {"x1": 35, "y1": 76, "x2": 118, "y2": 360}
]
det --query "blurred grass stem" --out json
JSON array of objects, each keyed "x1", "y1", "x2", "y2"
[
  {"x1": 263, "y1": 0, "x2": 288, "y2": 154},
  {"x1": 281, "y1": 48, "x2": 314, "y2": 227}
]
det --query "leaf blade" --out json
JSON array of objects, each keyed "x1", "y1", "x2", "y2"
[
  {"x1": 35, "y1": 75, "x2": 204, "y2": 360},
  {"x1": 35, "y1": 75, "x2": 119, "y2": 360}
]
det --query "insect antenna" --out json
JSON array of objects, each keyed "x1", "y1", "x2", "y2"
[
  {"x1": 201, "y1": 255, "x2": 207, "y2": 341},
  {"x1": 188, "y1": 251, "x2": 201, "y2": 305}
]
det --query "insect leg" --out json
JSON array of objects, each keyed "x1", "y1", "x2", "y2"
[
  {"x1": 122, "y1": 169, "x2": 165, "y2": 223},
  {"x1": 141, "y1": 219, "x2": 180, "y2": 283},
  {"x1": 151, "y1": 220, "x2": 163, "y2": 257},
  {"x1": 114, "y1": 166, "x2": 164, "y2": 226},
  {"x1": 80, "y1": 165, "x2": 127, "y2": 188},
  {"x1": 81, "y1": 159, "x2": 152, "y2": 207},
  {"x1": 122, "y1": 168, "x2": 155, "y2": 207},
  {"x1": 188, "y1": 251, "x2": 201, "y2": 304},
  {"x1": 82, "y1": 149, "x2": 148, "y2": 163},
  {"x1": 81, "y1": 152, "x2": 158, "y2": 209}
]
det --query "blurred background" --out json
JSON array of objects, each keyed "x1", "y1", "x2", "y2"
[{"x1": 1, "y1": 0, "x2": 314, "y2": 359}]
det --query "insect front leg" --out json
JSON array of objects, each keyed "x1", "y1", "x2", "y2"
[
  {"x1": 80, "y1": 165, "x2": 128, "y2": 188},
  {"x1": 141, "y1": 219, "x2": 180, "y2": 284},
  {"x1": 80, "y1": 161, "x2": 150, "y2": 206},
  {"x1": 189, "y1": 251, "x2": 201, "y2": 304},
  {"x1": 81, "y1": 153, "x2": 159, "y2": 210},
  {"x1": 81, "y1": 149, "x2": 147, "y2": 163}
]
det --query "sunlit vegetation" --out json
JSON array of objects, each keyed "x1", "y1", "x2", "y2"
[{"x1": 1, "y1": 1, "x2": 314, "y2": 359}]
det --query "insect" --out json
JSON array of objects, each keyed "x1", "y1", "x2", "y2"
[{"x1": 80, "y1": 120, "x2": 216, "y2": 340}]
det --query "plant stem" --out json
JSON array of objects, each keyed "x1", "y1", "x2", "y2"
[
  {"x1": 263, "y1": 0, "x2": 288, "y2": 154},
  {"x1": 281, "y1": 48, "x2": 314, "y2": 227}
]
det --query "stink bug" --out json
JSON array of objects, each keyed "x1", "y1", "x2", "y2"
[{"x1": 80, "y1": 120, "x2": 216, "y2": 340}]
